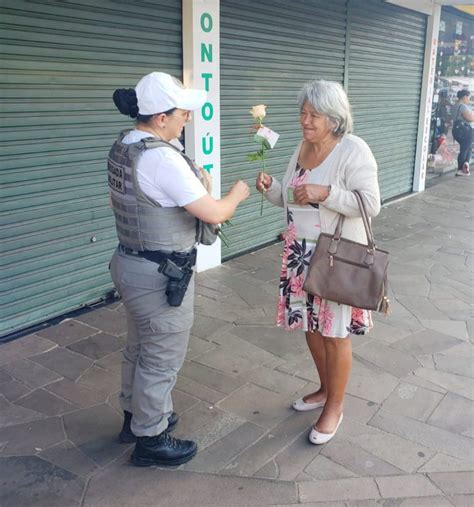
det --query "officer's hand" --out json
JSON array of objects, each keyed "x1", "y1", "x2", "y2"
[
  {"x1": 256, "y1": 172, "x2": 272, "y2": 193},
  {"x1": 229, "y1": 180, "x2": 250, "y2": 203}
]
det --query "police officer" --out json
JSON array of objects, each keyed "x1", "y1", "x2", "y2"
[{"x1": 108, "y1": 72, "x2": 249, "y2": 467}]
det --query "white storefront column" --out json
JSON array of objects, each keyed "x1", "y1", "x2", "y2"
[
  {"x1": 413, "y1": 3, "x2": 441, "y2": 192},
  {"x1": 182, "y1": 0, "x2": 221, "y2": 271}
]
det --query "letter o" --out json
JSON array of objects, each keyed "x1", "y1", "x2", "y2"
[
  {"x1": 200, "y1": 13, "x2": 213, "y2": 32},
  {"x1": 202, "y1": 102, "x2": 213, "y2": 121}
]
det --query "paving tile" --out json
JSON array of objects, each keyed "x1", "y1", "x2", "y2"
[
  {"x1": 428, "y1": 392, "x2": 474, "y2": 438},
  {"x1": 392, "y1": 329, "x2": 464, "y2": 356},
  {"x1": 419, "y1": 453, "x2": 474, "y2": 473},
  {"x1": 84, "y1": 466, "x2": 298, "y2": 507},
  {"x1": 95, "y1": 350, "x2": 123, "y2": 375},
  {"x1": 434, "y1": 353, "x2": 473, "y2": 378},
  {"x1": 31, "y1": 347, "x2": 93, "y2": 381},
  {"x1": 0, "y1": 394, "x2": 10, "y2": 411},
  {"x1": 39, "y1": 440, "x2": 98, "y2": 477},
  {"x1": 13, "y1": 388, "x2": 77, "y2": 417},
  {"x1": 390, "y1": 275, "x2": 430, "y2": 297},
  {"x1": 183, "y1": 422, "x2": 265, "y2": 473},
  {"x1": 0, "y1": 378, "x2": 31, "y2": 402},
  {"x1": 298, "y1": 477, "x2": 380, "y2": 503},
  {"x1": 402, "y1": 371, "x2": 447, "y2": 394},
  {"x1": 321, "y1": 440, "x2": 403, "y2": 477},
  {"x1": 397, "y1": 295, "x2": 450, "y2": 320},
  {"x1": 174, "y1": 376, "x2": 226, "y2": 405},
  {"x1": 179, "y1": 360, "x2": 245, "y2": 395},
  {"x1": 2, "y1": 358, "x2": 62, "y2": 389},
  {"x1": 221, "y1": 410, "x2": 316, "y2": 477},
  {"x1": 346, "y1": 428, "x2": 435, "y2": 474},
  {"x1": 254, "y1": 434, "x2": 324, "y2": 481},
  {"x1": 449, "y1": 494, "x2": 474, "y2": 506},
  {"x1": 217, "y1": 383, "x2": 293, "y2": 429},
  {"x1": 0, "y1": 334, "x2": 57, "y2": 366},
  {"x1": 0, "y1": 404, "x2": 44, "y2": 429},
  {"x1": 67, "y1": 332, "x2": 125, "y2": 360},
  {"x1": 75, "y1": 307, "x2": 127, "y2": 335},
  {"x1": 77, "y1": 365, "x2": 121, "y2": 395},
  {"x1": 376, "y1": 474, "x2": 442, "y2": 499},
  {"x1": 190, "y1": 313, "x2": 233, "y2": 338},
  {"x1": 397, "y1": 497, "x2": 453, "y2": 506},
  {"x1": 0, "y1": 417, "x2": 64, "y2": 454},
  {"x1": 241, "y1": 365, "x2": 308, "y2": 395},
  {"x1": 231, "y1": 325, "x2": 308, "y2": 361},
  {"x1": 44, "y1": 378, "x2": 106, "y2": 408},
  {"x1": 420, "y1": 319, "x2": 469, "y2": 342},
  {"x1": 304, "y1": 454, "x2": 357, "y2": 480},
  {"x1": 0, "y1": 369, "x2": 12, "y2": 384},
  {"x1": 346, "y1": 357, "x2": 399, "y2": 404},
  {"x1": 428, "y1": 471, "x2": 474, "y2": 495},
  {"x1": 185, "y1": 335, "x2": 216, "y2": 360},
  {"x1": 381, "y1": 382, "x2": 444, "y2": 421},
  {"x1": 354, "y1": 341, "x2": 420, "y2": 378},
  {"x1": 0, "y1": 455, "x2": 85, "y2": 507},
  {"x1": 63, "y1": 403, "x2": 124, "y2": 466},
  {"x1": 413, "y1": 367, "x2": 474, "y2": 401},
  {"x1": 173, "y1": 403, "x2": 245, "y2": 451},
  {"x1": 37, "y1": 319, "x2": 98, "y2": 346},
  {"x1": 170, "y1": 388, "x2": 200, "y2": 415},
  {"x1": 369, "y1": 410, "x2": 473, "y2": 462}
]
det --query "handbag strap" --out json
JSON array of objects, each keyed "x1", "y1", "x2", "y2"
[{"x1": 332, "y1": 191, "x2": 375, "y2": 249}]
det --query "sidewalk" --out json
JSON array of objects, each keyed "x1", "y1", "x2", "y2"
[{"x1": 1, "y1": 174, "x2": 473, "y2": 507}]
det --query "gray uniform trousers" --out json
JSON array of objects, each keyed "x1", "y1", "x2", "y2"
[{"x1": 110, "y1": 247, "x2": 194, "y2": 437}]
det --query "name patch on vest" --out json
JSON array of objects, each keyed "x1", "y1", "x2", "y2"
[{"x1": 108, "y1": 159, "x2": 125, "y2": 194}]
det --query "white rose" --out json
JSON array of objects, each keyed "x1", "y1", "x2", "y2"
[{"x1": 250, "y1": 104, "x2": 267, "y2": 121}]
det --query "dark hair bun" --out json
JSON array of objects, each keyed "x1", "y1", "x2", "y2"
[
  {"x1": 113, "y1": 88, "x2": 139, "y2": 118},
  {"x1": 457, "y1": 89, "x2": 470, "y2": 100}
]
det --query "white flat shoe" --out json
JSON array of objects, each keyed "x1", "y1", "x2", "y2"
[
  {"x1": 309, "y1": 413, "x2": 343, "y2": 445},
  {"x1": 292, "y1": 397, "x2": 326, "y2": 412}
]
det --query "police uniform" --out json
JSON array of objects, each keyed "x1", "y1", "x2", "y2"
[{"x1": 108, "y1": 130, "x2": 213, "y2": 438}]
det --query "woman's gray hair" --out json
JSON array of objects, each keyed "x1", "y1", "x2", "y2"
[{"x1": 298, "y1": 80, "x2": 353, "y2": 136}]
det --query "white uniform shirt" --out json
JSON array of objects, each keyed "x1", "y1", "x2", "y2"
[{"x1": 122, "y1": 129, "x2": 207, "y2": 207}]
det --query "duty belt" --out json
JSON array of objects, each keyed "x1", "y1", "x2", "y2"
[{"x1": 118, "y1": 244, "x2": 197, "y2": 267}]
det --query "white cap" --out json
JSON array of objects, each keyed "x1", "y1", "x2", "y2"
[{"x1": 135, "y1": 72, "x2": 207, "y2": 115}]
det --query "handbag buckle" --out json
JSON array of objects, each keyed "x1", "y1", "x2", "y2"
[
  {"x1": 329, "y1": 238, "x2": 340, "y2": 255},
  {"x1": 364, "y1": 249, "x2": 375, "y2": 266}
]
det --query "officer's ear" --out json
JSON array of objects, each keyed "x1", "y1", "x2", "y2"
[{"x1": 153, "y1": 113, "x2": 168, "y2": 130}]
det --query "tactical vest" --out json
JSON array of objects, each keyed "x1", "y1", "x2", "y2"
[{"x1": 107, "y1": 130, "x2": 216, "y2": 252}]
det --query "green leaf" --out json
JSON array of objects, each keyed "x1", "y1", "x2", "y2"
[
  {"x1": 247, "y1": 153, "x2": 263, "y2": 161},
  {"x1": 262, "y1": 139, "x2": 271, "y2": 150}
]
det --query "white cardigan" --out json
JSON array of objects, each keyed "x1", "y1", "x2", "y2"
[{"x1": 265, "y1": 135, "x2": 381, "y2": 245}]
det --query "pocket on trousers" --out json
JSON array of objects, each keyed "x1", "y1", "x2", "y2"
[
  {"x1": 149, "y1": 277, "x2": 195, "y2": 333},
  {"x1": 120, "y1": 271, "x2": 166, "y2": 291}
]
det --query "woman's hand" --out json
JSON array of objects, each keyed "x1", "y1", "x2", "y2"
[
  {"x1": 293, "y1": 184, "x2": 330, "y2": 205},
  {"x1": 256, "y1": 172, "x2": 272, "y2": 193},
  {"x1": 229, "y1": 180, "x2": 250, "y2": 203}
]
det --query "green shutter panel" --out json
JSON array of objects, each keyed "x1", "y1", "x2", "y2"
[
  {"x1": 347, "y1": 0, "x2": 427, "y2": 201},
  {"x1": 1, "y1": 0, "x2": 182, "y2": 337},
  {"x1": 220, "y1": 0, "x2": 347, "y2": 259}
]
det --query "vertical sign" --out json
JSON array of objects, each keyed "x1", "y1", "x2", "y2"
[
  {"x1": 413, "y1": 4, "x2": 440, "y2": 192},
  {"x1": 183, "y1": 0, "x2": 221, "y2": 272}
]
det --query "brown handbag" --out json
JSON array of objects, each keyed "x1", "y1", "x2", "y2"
[{"x1": 303, "y1": 190, "x2": 390, "y2": 313}]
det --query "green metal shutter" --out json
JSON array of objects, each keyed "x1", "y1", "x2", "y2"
[
  {"x1": 220, "y1": 0, "x2": 347, "y2": 258},
  {"x1": 347, "y1": 0, "x2": 427, "y2": 201},
  {"x1": 1, "y1": 0, "x2": 182, "y2": 337}
]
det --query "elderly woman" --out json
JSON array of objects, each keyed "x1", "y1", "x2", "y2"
[{"x1": 256, "y1": 80, "x2": 380, "y2": 445}]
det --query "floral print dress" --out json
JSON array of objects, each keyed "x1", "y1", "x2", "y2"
[{"x1": 276, "y1": 157, "x2": 373, "y2": 338}]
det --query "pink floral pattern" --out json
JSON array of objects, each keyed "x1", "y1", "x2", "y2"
[{"x1": 276, "y1": 163, "x2": 372, "y2": 337}]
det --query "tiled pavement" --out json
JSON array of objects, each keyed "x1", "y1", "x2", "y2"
[{"x1": 1, "y1": 174, "x2": 473, "y2": 506}]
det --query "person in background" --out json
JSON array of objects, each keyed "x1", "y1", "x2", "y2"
[
  {"x1": 451, "y1": 89, "x2": 473, "y2": 176},
  {"x1": 109, "y1": 72, "x2": 249, "y2": 467},
  {"x1": 256, "y1": 80, "x2": 380, "y2": 445}
]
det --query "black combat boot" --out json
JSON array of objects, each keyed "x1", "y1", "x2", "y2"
[
  {"x1": 118, "y1": 411, "x2": 178, "y2": 444},
  {"x1": 131, "y1": 432, "x2": 197, "y2": 467}
]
